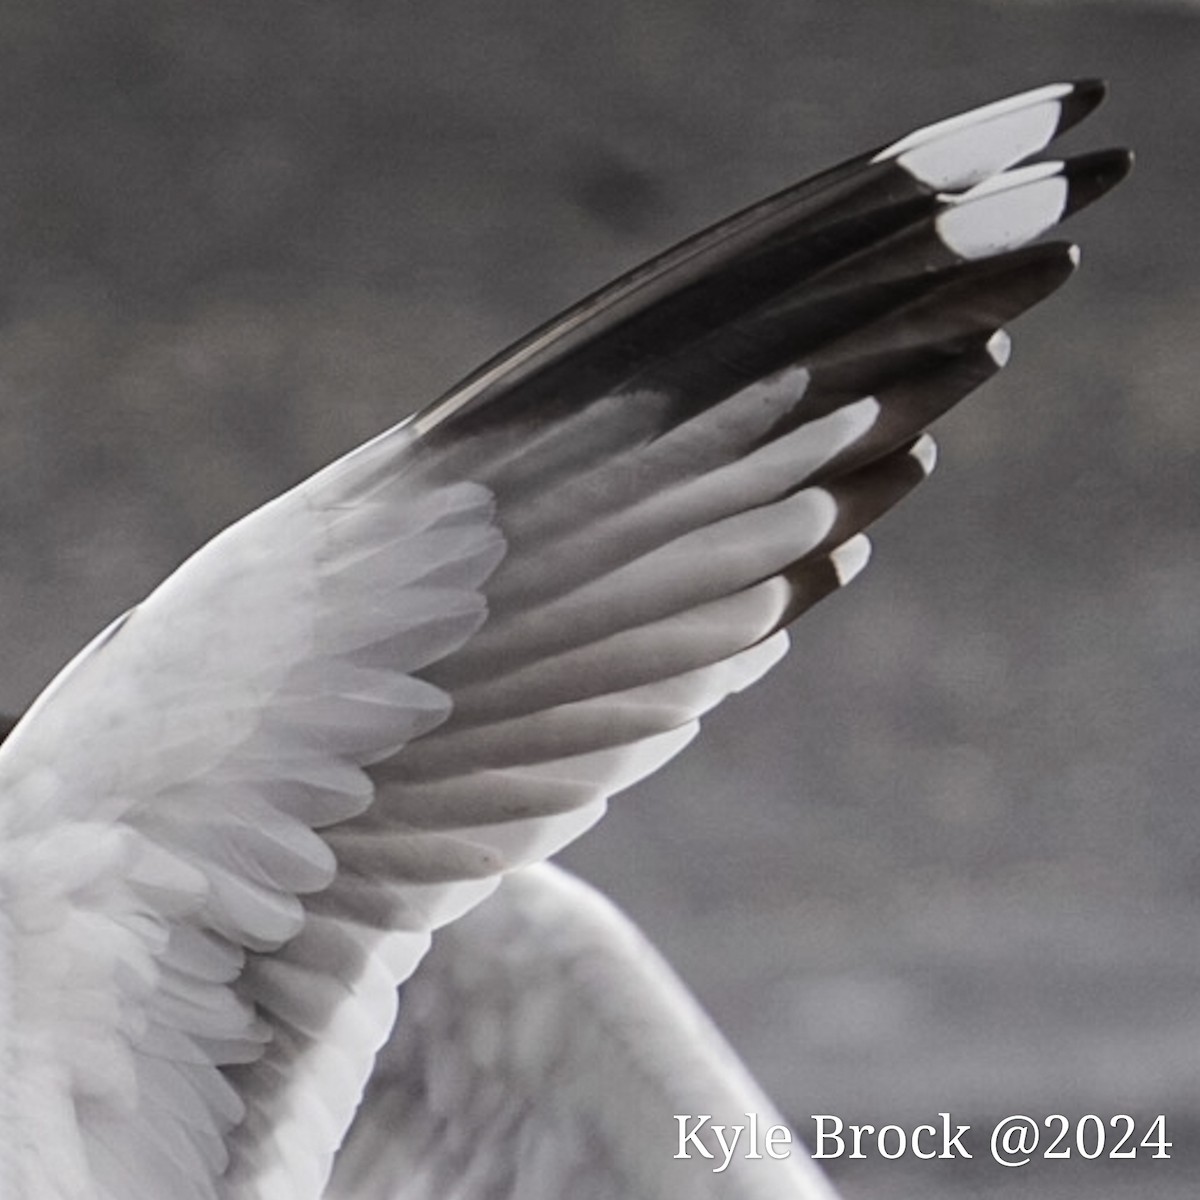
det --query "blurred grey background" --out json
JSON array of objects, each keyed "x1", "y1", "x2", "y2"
[{"x1": 0, "y1": 2, "x2": 1194, "y2": 1198}]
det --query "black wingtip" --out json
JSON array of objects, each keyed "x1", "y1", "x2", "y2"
[
  {"x1": 1057, "y1": 78, "x2": 1108, "y2": 137},
  {"x1": 1063, "y1": 147, "x2": 1135, "y2": 219},
  {"x1": 817, "y1": 441, "x2": 933, "y2": 552}
]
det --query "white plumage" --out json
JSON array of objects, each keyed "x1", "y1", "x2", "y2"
[
  {"x1": 0, "y1": 82, "x2": 1127, "y2": 1199},
  {"x1": 326, "y1": 865, "x2": 843, "y2": 1200}
]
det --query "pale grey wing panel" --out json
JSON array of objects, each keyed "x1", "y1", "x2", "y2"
[{"x1": 326, "y1": 865, "x2": 840, "y2": 1200}]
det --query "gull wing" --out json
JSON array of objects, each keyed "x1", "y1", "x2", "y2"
[
  {"x1": 326, "y1": 864, "x2": 841, "y2": 1200},
  {"x1": 0, "y1": 81, "x2": 1128, "y2": 1200}
]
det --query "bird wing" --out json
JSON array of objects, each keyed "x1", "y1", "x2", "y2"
[
  {"x1": 0, "y1": 80, "x2": 1128, "y2": 1200},
  {"x1": 325, "y1": 863, "x2": 841, "y2": 1200}
]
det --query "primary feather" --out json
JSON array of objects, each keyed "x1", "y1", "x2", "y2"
[{"x1": 0, "y1": 81, "x2": 1128, "y2": 1200}]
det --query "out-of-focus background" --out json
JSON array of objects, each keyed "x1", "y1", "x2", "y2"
[{"x1": 0, "y1": 2, "x2": 1194, "y2": 1197}]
